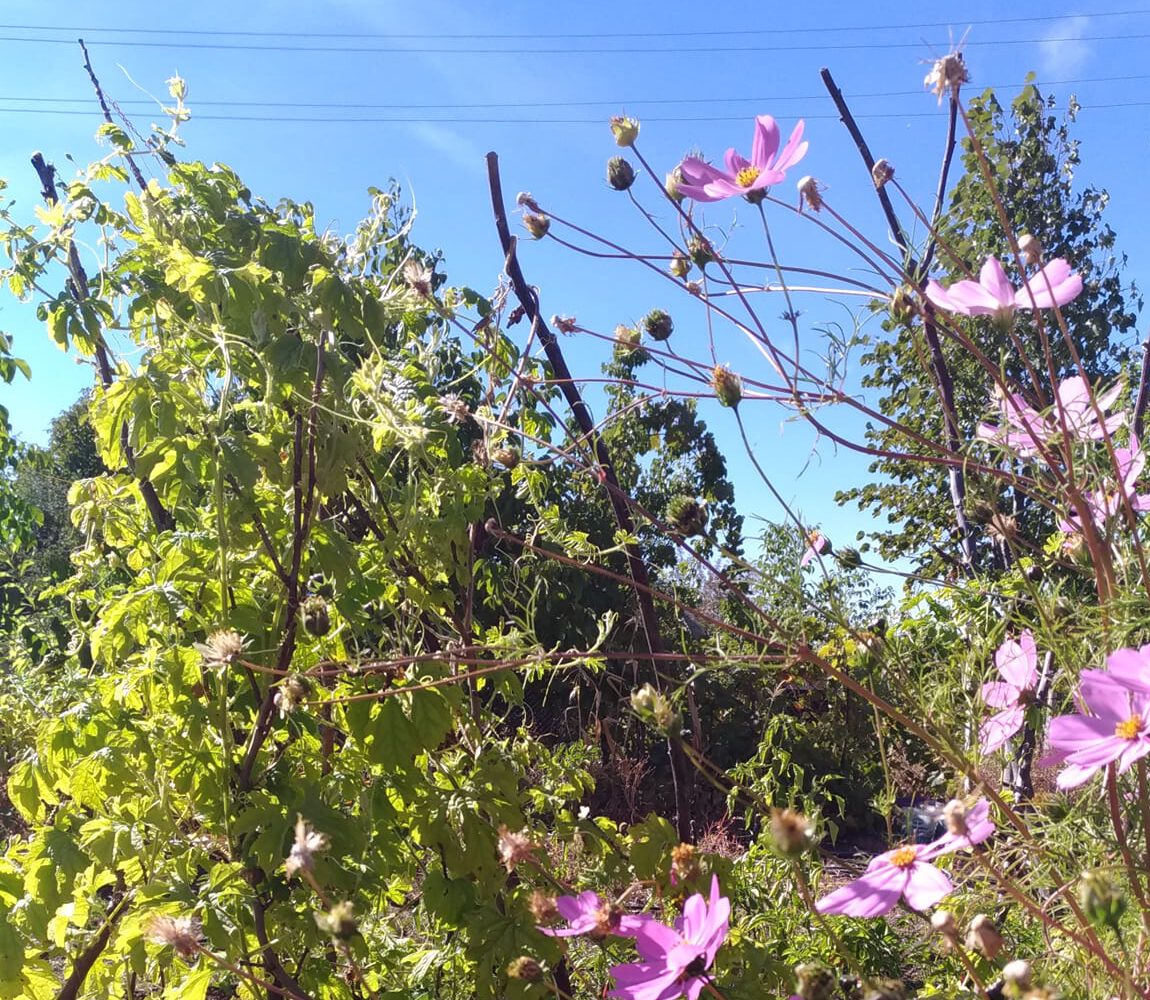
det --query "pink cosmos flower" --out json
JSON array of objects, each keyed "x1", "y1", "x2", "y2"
[
  {"x1": 1059, "y1": 444, "x2": 1150, "y2": 534},
  {"x1": 608, "y1": 875, "x2": 730, "y2": 1000},
  {"x1": 1048, "y1": 671, "x2": 1150, "y2": 789},
  {"x1": 815, "y1": 800, "x2": 993, "y2": 917},
  {"x1": 925, "y1": 256, "x2": 1082, "y2": 321},
  {"x1": 976, "y1": 377, "x2": 1126, "y2": 458},
  {"x1": 539, "y1": 891, "x2": 650, "y2": 938},
  {"x1": 800, "y1": 531, "x2": 830, "y2": 568},
  {"x1": 980, "y1": 632, "x2": 1039, "y2": 753},
  {"x1": 678, "y1": 116, "x2": 808, "y2": 203}
]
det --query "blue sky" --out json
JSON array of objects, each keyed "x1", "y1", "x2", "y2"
[{"x1": 0, "y1": 0, "x2": 1147, "y2": 552}]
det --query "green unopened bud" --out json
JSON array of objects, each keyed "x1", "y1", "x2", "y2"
[
  {"x1": 314, "y1": 901, "x2": 358, "y2": 940},
  {"x1": 669, "y1": 250, "x2": 691, "y2": 279},
  {"x1": 302, "y1": 596, "x2": 331, "y2": 637},
  {"x1": 1080, "y1": 869, "x2": 1127, "y2": 930},
  {"x1": 630, "y1": 683, "x2": 679, "y2": 734},
  {"x1": 507, "y1": 956, "x2": 544, "y2": 983},
  {"x1": 687, "y1": 235, "x2": 715, "y2": 268},
  {"x1": 610, "y1": 115, "x2": 640, "y2": 147},
  {"x1": 523, "y1": 213, "x2": 550, "y2": 239},
  {"x1": 710, "y1": 365, "x2": 743, "y2": 408},
  {"x1": 607, "y1": 156, "x2": 636, "y2": 191},
  {"x1": 643, "y1": 308, "x2": 673, "y2": 342},
  {"x1": 889, "y1": 283, "x2": 917, "y2": 325},
  {"x1": 795, "y1": 963, "x2": 836, "y2": 1000},
  {"x1": 835, "y1": 546, "x2": 863, "y2": 570},
  {"x1": 666, "y1": 495, "x2": 708, "y2": 537},
  {"x1": 665, "y1": 166, "x2": 684, "y2": 202}
]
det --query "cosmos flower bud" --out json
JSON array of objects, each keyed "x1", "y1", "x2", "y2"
[
  {"x1": 314, "y1": 901, "x2": 358, "y2": 940},
  {"x1": 669, "y1": 250, "x2": 691, "y2": 279},
  {"x1": 1018, "y1": 234, "x2": 1043, "y2": 266},
  {"x1": 610, "y1": 115, "x2": 640, "y2": 147},
  {"x1": 607, "y1": 156, "x2": 637, "y2": 191},
  {"x1": 965, "y1": 914, "x2": 1004, "y2": 959},
  {"x1": 835, "y1": 546, "x2": 863, "y2": 570},
  {"x1": 643, "y1": 308, "x2": 673, "y2": 342},
  {"x1": 666, "y1": 495, "x2": 708, "y2": 536},
  {"x1": 146, "y1": 915, "x2": 202, "y2": 959},
  {"x1": 711, "y1": 365, "x2": 743, "y2": 408},
  {"x1": 551, "y1": 314, "x2": 578, "y2": 334},
  {"x1": 523, "y1": 213, "x2": 551, "y2": 239},
  {"x1": 795, "y1": 963, "x2": 836, "y2": 1000},
  {"x1": 1080, "y1": 869, "x2": 1126, "y2": 930},
  {"x1": 302, "y1": 596, "x2": 331, "y2": 637},
  {"x1": 665, "y1": 166, "x2": 685, "y2": 202},
  {"x1": 871, "y1": 159, "x2": 895, "y2": 188},
  {"x1": 769, "y1": 807, "x2": 816, "y2": 857},
  {"x1": 497, "y1": 825, "x2": 539, "y2": 871},
  {"x1": 516, "y1": 191, "x2": 540, "y2": 211},
  {"x1": 507, "y1": 957, "x2": 544, "y2": 983},
  {"x1": 942, "y1": 798, "x2": 968, "y2": 837},
  {"x1": 1002, "y1": 960, "x2": 1033, "y2": 991},
  {"x1": 797, "y1": 175, "x2": 824, "y2": 212},
  {"x1": 688, "y1": 235, "x2": 715, "y2": 268}
]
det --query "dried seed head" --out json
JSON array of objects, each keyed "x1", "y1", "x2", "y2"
[
  {"x1": 665, "y1": 166, "x2": 685, "y2": 202},
  {"x1": 491, "y1": 446, "x2": 521, "y2": 470},
  {"x1": 924, "y1": 52, "x2": 970, "y2": 104},
  {"x1": 988, "y1": 512, "x2": 1021, "y2": 544},
  {"x1": 871, "y1": 159, "x2": 895, "y2": 189},
  {"x1": 687, "y1": 235, "x2": 716, "y2": 268},
  {"x1": 930, "y1": 909, "x2": 959, "y2": 951},
  {"x1": 607, "y1": 156, "x2": 637, "y2": 191},
  {"x1": 669, "y1": 250, "x2": 691, "y2": 279},
  {"x1": 666, "y1": 495, "x2": 708, "y2": 536},
  {"x1": 965, "y1": 914, "x2": 1004, "y2": 959},
  {"x1": 711, "y1": 365, "x2": 743, "y2": 408},
  {"x1": 516, "y1": 191, "x2": 540, "y2": 211},
  {"x1": 769, "y1": 807, "x2": 816, "y2": 856},
  {"x1": 302, "y1": 596, "x2": 331, "y2": 637},
  {"x1": 275, "y1": 674, "x2": 312, "y2": 718},
  {"x1": 439, "y1": 394, "x2": 471, "y2": 425},
  {"x1": 797, "y1": 175, "x2": 825, "y2": 212},
  {"x1": 670, "y1": 842, "x2": 700, "y2": 882},
  {"x1": 630, "y1": 683, "x2": 679, "y2": 734},
  {"x1": 551, "y1": 314, "x2": 578, "y2": 334},
  {"x1": 610, "y1": 115, "x2": 640, "y2": 147},
  {"x1": 1003, "y1": 960, "x2": 1033, "y2": 990},
  {"x1": 146, "y1": 914, "x2": 202, "y2": 959},
  {"x1": 196, "y1": 629, "x2": 246, "y2": 667},
  {"x1": 507, "y1": 956, "x2": 544, "y2": 983},
  {"x1": 523, "y1": 213, "x2": 551, "y2": 239},
  {"x1": 285, "y1": 814, "x2": 329, "y2": 878},
  {"x1": 528, "y1": 890, "x2": 560, "y2": 925},
  {"x1": 1018, "y1": 234, "x2": 1044, "y2": 266},
  {"x1": 863, "y1": 980, "x2": 907, "y2": 1000},
  {"x1": 497, "y1": 825, "x2": 539, "y2": 872},
  {"x1": 835, "y1": 546, "x2": 863, "y2": 570},
  {"x1": 795, "y1": 963, "x2": 837, "y2": 1000},
  {"x1": 314, "y1": 900, "x2": 358, "y2": 940},
  {"x1": 403, "y1": 259, "x2": 434, "y2": 296},
  {"x1": 888, "y1": 283, "x2": 916, "y2": 325}
]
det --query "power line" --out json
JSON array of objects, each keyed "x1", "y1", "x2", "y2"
[
  {"x1": 0, "y1": 74, "x2": 1142, "y2": 111},
  {"x1": 0, "y1": 8, "x2": 1145, "y2": 39},
  {"x1": 1, "y1": 102, "x2": 1147, "y2": 125},
  {"x1": 0, "y1": 32, "x2": 1147, "y2": 55}
]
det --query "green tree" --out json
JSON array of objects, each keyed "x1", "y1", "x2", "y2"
[{"x1": 838, "y1": 82, "x2": 1140, "y2": 573}]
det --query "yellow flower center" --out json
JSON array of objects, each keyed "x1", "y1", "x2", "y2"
[
  {"x1": 888, "y1": 845, "x2": 918, "y2": 869},
  {"x1": 735, "y1": 166, "x2": 761, "y2": 188},
  {"x1": 1116, "y1": 716, "x2": 1143, "y2": 740}
]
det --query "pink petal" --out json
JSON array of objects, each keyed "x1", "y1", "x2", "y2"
[
  {"x1": 901, "y1": 861, "x2": 954, "y2": 911},
  {"x1": 815, "y1": 860, "x2": 907, "y2": 917},
  {"x1": 978, "y1": 257, "x2": 1016, "y2": 308},
  {"x1": 1050, "y1": 712, "x2": 1121, "y2": 750},
  {"x1": 634, "y1": 920, "x2": 681, "y2": 960},
  {"x1": 981, "y1": 681, "x2": 1020, "y2": 710},
  {"x1": 750, "y1": 115, "x2": 780, "y2": 171},
  {"x1": 1020, "y1": 258, "x2": 1083, "y2": 309},
  {"x1": 771, "y1": 120, "x2": 808, "y2": 173},
  {"x1": 940, "y1": 279, "x2": 1007, "y2": 316},
  {"x1": 924, "y1": 279, "x2": 957, "y2": 312},
  {"x1": 981, "y1": 706, "x2": 1025, "y2": 753},
  {"x1": 724, "y1": 148, "x2": 750, "y2": 178},
  {"x1": 1118, "y1": 737, "x2": 1150, "y2": 774},
  {"x1": 1057, "y1": 760, "x2": 1106, "y2": 789}
]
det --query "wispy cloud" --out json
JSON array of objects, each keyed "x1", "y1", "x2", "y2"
[
  {"x1": 1039, "y1": 16, "x2": 1093, "y2": 76},
  {"x1": 407, "y1": 122, "x2": 485, "y2": 172}
]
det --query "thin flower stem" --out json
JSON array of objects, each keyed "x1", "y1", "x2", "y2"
[
  {"x1": 950, "y1": 945, "x2": 991, "y2": 999},
  {"x1": 1108, "y1": 766, "x2": 1150, "y2": 931},
  {"x1": 191, "y1": 942, "x2": 308, "y2": 1000},
  {"x1": 789, "y1": 859, "x2": 864, "y2": 980},
  {"x1": 702, "y1": 978, "x2": 732, "y2": 1000}
]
